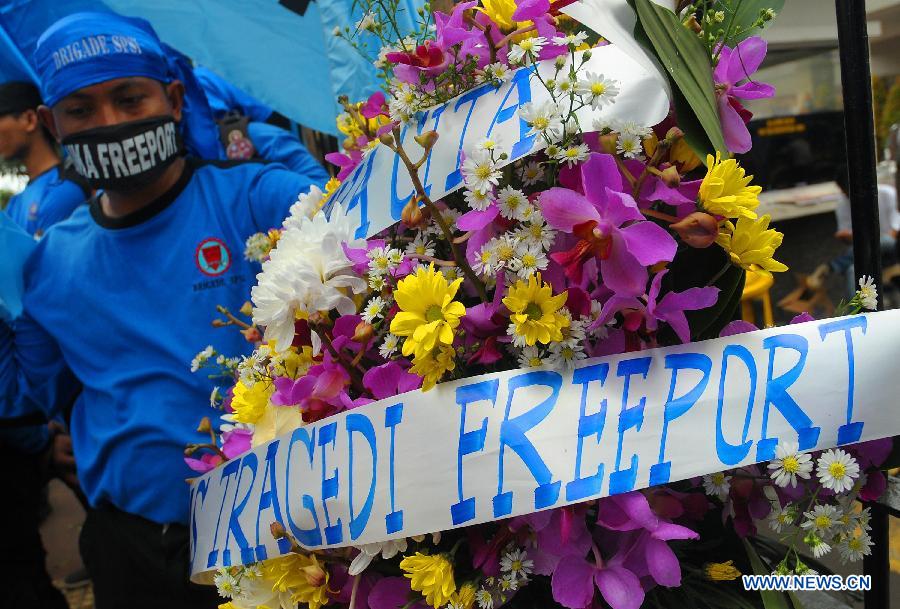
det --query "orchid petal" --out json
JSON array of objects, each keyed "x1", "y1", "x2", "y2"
[
  {"x1": 594, "y1": 566, "x2": 644, "y2": 609},
  {"x1": 620, "y1": 221, "x2": 677, "y2": 266},
  {"x1": 551, "y1": 556, "x2": 596, "y2": 609},
  {"x1": 540, "y1": 188, "x2": 601, "y2": 232},
  {"x1": 645, "y1": 537, "x2": 682, "y2": 587}
]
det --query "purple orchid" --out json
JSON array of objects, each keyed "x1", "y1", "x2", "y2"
[
  {"x1": 184, "y1": 428, "x2": 252, "y2": 473},
  {"x1": 326, "y1": 147, "x2": 364, "y2": 181},
  {"x1": 593, "y1": 269, "x2": 719, "y2": 343},
  {"x1": 362, "y1": 361, "x2": 422, "y2": 402},
  {"x1": 270, "y1": 352, "x2": 351, "y2": 421},
  {"x1": 540, "y1": 153, "x2": 677, "y2": 295},
  {"x1": 714, "y1": 36, "x2": 775, "y2": 153}
]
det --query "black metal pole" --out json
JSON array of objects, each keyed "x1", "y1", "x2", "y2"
[
  {"x1": 834, "y1": 3, "x2": 890, "y2": 607},
  {"x1": 835, "y1": 0, "x2": 882, "y2": 306}
]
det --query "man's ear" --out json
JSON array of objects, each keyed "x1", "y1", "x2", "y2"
[
  {"x1": 37, "y1": 105, "x2": 60, "y2": 142},
  {"x1": 20, "y1": 109, "x2": 41, "y2": 135},
  {"x1": 165, "y1": 80, "x2": 185, "y2": 122}
]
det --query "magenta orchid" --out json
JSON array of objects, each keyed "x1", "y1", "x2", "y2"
[{"x1": 714, "y1": 36, "x2": 775, "y2": 153}]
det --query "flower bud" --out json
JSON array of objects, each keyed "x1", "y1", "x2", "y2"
[
  {"x1": 659, "y1": 165, "x2": 681, "y2": 188},
  {"x1": 240, "y1": 301, "x2": 254, "y2": 317},
  {"x1": 379, "y1": 132, "x2": 395, "y2": 146},
  {"x1": 211, "y1": 319, "x2": 228, "y2": 328},
  {"x1": 270, "y1": 521, "x2": 288, "y2": 539},
  {"x1": 196, "y1": 417, "x2": 212, "y2": 433},
  {"x1": 353, "y1": 321, "x2": 375, "y2": 344},
  {"x1": 664, "y1": 126, "x2": 684, "y2": 143},
  {"x1": 301, "y1": 562, "x2": 327, "y2": 587},
  {"x1": 685, "y1": 15, "x2": 702, "y2": 33},
  {"x1": 401, "y1": 197, "x2": 426, "y2": 228},
  {"x1": 241, "y1": 326, "x2": 262, "y2": 343},
  {"x1": 414, "y1": 130, "x2": 439, "y2": 149},
  {"x1": 671, "y1": 212, "x2": 719, "y2": 248},
  {"x1": 583, "y1": 49, "x2": 592, "y2": 60}
]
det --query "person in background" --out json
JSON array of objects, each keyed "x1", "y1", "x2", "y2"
[
  {"x1": 0, "y1": 81, "x2": 89, "y2": 238},
  {"x1": 195, "y1": 64, "x2": 331, "y2": 180},
  {"x1": 809, "y1": 165, "x2": 900, "y2": 298},
  {"x1": 0, "y1": 12, "x2": 324, "y2": 609}
]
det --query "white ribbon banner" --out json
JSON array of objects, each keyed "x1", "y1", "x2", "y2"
[
  {"x1": 190, "y1": 310, "x2": 900, "y2": 579},
  {"x1": 323, "y1": 42, "x2": 670, "y2": 239}
]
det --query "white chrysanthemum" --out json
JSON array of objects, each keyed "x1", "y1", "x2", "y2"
[
  {"x1": 519, "y1": 101, "x2": 564, "y2": 141},
  {"x1": 251, "y1": 204, "x2": 367, "y2": 351},
  {"x1": 390, "y1": 84, "x2": 420, "y2": 118},
  {"x1": 517, "y1": 212, "x2": 555, "y2": 250},
  {"x1": 499, "y1": 548, "x2": 533, "y2": 579},
  {"x1": 767, "y1": 441, "x2": 813, "y2": 488},
  {"x1": 801, "y1": 504, "x2": 841, "y2": 536},
  {"x1": 517, "y1": 345, "x2": 544, "y2": 368},
  {"x1": 475, "y1": 589, "x2": 494, "y2": 609},
  {"x1": 473, "y1": 242, "x2": 499, "y2": 277},
  {"x1": 508, "y1": 36, "x2": 547, "y2": 64},
  {"x1": 508, "y1": 244, "x2": 548, "y2": 279},
  {"x1": 616, "y1": 133, "x2": 644, "y2": 159},
  {"x1": 553, "y1": 143, "x2": 590, "y2": 167},
  {"x1": 406, "y1": 234, "x2": 435, "y2": 258},
  {"x1": 476, "y1": 137, "x2": 500, "y2": 151},
  {"x1": 464, "y1": 187, "x2": 494, "y2": 211},
  {"x1": 497, "y1": 186, "x2": 531, "y2": 221},
  {"x1": 576, "y1": 72, "x2": 620, "y2": 109},
  {"x1": 768, "y1": 504, "x2": 795, "y2": 533},
  {"x1": 838, "y1": 531, "x2": 872, "y2": 563},
  {"x1": 214, "y1": 568, "x2": 241, "y2": 599},
  {"x1": 284, "y1": 185, "x2": 326, "y2": 229},
  {"x1": 462, "y1": 148, "x2": 502, "y2": 194},
  {"x1": 191, "y1": 345, "x2": 215, "y2": 372},
  {"x1": 552, "y1": 31, "x2": 589, "y2": 47},
  {"x1": 554, "y1": 76, "x2": 576, "y2": 95},
  {"x1": 858, "y1": 275, "x2": 877, "y2": 310},
  {"x1": 498, "y1": 573, "x2": 519, "y2": 592},
  {"x1": 816, "y1": 448, "x2": 860, "y2": 493},
  {"x1": 519, "y1": 161, "x2": 545, "y2": 186},
  {"x1": 807, "y1": 535, "x2": 831, "y2": 559},
  {"x1": 349, "y1": 538, "x2": 409, "y2": 575},
  {"x1": 380, "y1": 333, "x2": 400, "y2": 358},
  {"x1": 362, "y1": 296, "x2": 387, "y2": 324},
  {"x1": 547, "y1": 340, "x2": 586, "y2": 369},
  {"x1": 702, "y1": 471, "x2": 732, "y2": 500}
]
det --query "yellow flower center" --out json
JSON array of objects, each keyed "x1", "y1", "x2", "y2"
[
  {"x1": 506, "y1": 196, "x2": 522, "y2": 208},
  {"x1": 530, "y1": 224, "x2": 543, "y2": 238},
  {"x1": 829, "y1": 462, "x2": 846, "y2": 478},
  {"x1": 416, "y1": 245, "x2": 427, "y2": 254},
  {"x1": 533, "y1": 117, "x2": 549, "y2": 130},
  {"x1": 711, "y1": 472, "x2": 726, "y2": 484},
  {"x1": 849, "y1": 538, "x2": 862, "y2": 551},
  {"x1": 521, "y1": 39, "x2": 534, "y2": 51},
  {"x1": 522, "y1": 253, "x2": 537, "y2": 267},
  {"x1": 528, "y1": 356, "x2": 542, "y2": 366},
  {"x1": 782, "y1": 456, "x2": 799, "y2": 473},
  {"x1": 426, "y1": 305, "x2": 445, "y2": 322},
  {"x1": 591, "y1": 82, "x2": 606, "y2": 95},
  {"x1": 525, "y1": 302, "x2": 543, "y2": 319},
  {"x1": 565, "y1": 148, "x2": 580, "y2": 159},
  {"x1": 480, "y1": 250, "x2": 492, "y2": 264},
  {"x1": 373, "y1": 256, "x2": 389, "y2": 270},
  {"x1": 815, "y1": 515, "x2": 832, "y2": 529},
  {"x1": 497, "y1": 244, "x2": 515, "y2": 261},
  {"x1": 475, "y1": 165, "x2": 493, "y2": 180}
]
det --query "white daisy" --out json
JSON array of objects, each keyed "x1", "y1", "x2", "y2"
[
  {"x1": 857, "y1": 275, "x2": 877, "y2": 310},
  {"x1": 816, "y1": 448, "x2": 860, "y2": 493},
  {"x1": 576, "y1": 72, "x2": 620, "y2": 109},
  {"x1": 616, "y1": 133, "x2": 644, "y2": 159},
  {"x1": 518, "y1": 212, "x2": 556, "y2": 250},
  {"x1": 518, "y1": 101, "x2": 564, "y2": 141},
  {"x1": 362, "y1": 296, "x2": 387, "y2": 323},
  {"x1": 807, "y1": 535, "x2": 831, "y2": 559},
  {"x1": 464, "y1": 187, "x2": 494, "y2": 211},
  {"x1": 553, "y1": 143, "x2": 590, "y2": 167},
  {"x1": 767, "y1": 441, "x2": 813, "y2": 487},
  {"x1": 191, "y1": 345, "x2": 215, "y2": 372},
  {"x1": 473, "y1": 242, "x2": 499, "y2": 277},
  {"x1": 390, "y1": 83, "x2": 420, "y2": 115},
  {"x1": 768, "y1": 504, "x2": 796, "y2": 533},
  {"x1": 497, "y1": 186, "x2": 531, "y2": 221},
  {"x1": 356, "y1": 11, "x2": 378, "y2": 32},
  {"x1": 552, "y1": 31, "x2": 589, "y2": 47},
  {"x1": 702, "y1": 471, "x2": 732, "y2": 500},
  {"x1": 379, "y1": 333, "x2": 400, "y2": 358},
  {"x1": 838, "y1": 531, "x2": 872, "y2": 563},
  {"x1": 498, "y1": 573, "x2": 519, "y2": 591},
  {"x1": 617, "y1": 121, "x2": 653, "y2": 138},
  {"x1": 349, "y1": 538, "x2": 409, "y2": 575},
  {"x1": 517, "y1": 345, "x2": 545, "y2": 368},
  {"x1": 406, "y1": 234, "x2": 435, "y2": 258},
  {"x1": 369, "y1": 274, "x2": 387, "y2": 291},
  {"x1": 801, "y1": 504, "x2": 841, "y2": 536},
  {"x1": 484, "y1": 62, "x2": 513, "y2": 83},
  {"x1": 508, "y1": 36, "x2": 547, "y2": 64},
  {"x1": 554, "y1": 76, "x2": 576, "y2": 95},
  {"x1": 510, "y1": 244, "x2": 548, "y2": 279},
  {"x1": 499, "y1": 548, "x2": 533, "y2": 579},
  {"x1": 214, "y1": 568, "x2": 241, "y2": 599},
  {"x1": 462, "y1": 148, "x2": 502, "y2": 194},
  {"x1": 519, "y1": 161, "x2": 545, "y2": 186},
  {"x1": 475, "y1": 589, "x2": 494, "y2": 609},
  {"x1": 547, "y1": 340, "x2": 586, "y2": 369}
]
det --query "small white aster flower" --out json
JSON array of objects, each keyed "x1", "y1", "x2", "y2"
[
  {"x1": 857, "y1": 275, "x2": 877, "y2": 310},
  {"x1": 618, "y1": 121, "x2": 653, "y2": 138},
  {"x1": 816, "y1": 448, "x2": 860, "y2": 493},
  {"x1": 462, "y1": 148, "x2": 502, "y2": 194},
  {"x1": 552, "y1": 31, "x2": 589, "y2": 47},
  {"x1": 406, "y1": 234, "x2": 435, "y2": 258},
  {"x1": 499, "y1": 548, "x2": 533, "y2": 579},
  {"x1": 592, "y1": 115, "x2": 620, "y2": 134},
  {"x1": 473, "y1": 242, "x2": 499, "y2": 277},
  {"x1": 356, "y1": 11, "x2": 378, "y2": 32},
  {"x1": 508, "y1": 36, "x2": 547, "y2": 64},
  {"x1": 517, "y1": 345, "x2": 544, "y2": 368},
  {"x1": 838, "y1": 531, "x2": 873, "y2": 563},
  {"x1": 555, "y1": 76, "x2": 576, "y2": 95},
  {"x1": 484, "y1": 62, "x2": 513, "y2": 83},
  {"x1": 547, "y1": 340, "x2": 586, "y2": 369},
  {"x1": 767, "y1": 441, "x2": 813, "y2": 487},
  {"x1": 519, "y1": 161, "x2": 545, "y2": 186},
  {"x1": 807, "y1": 535, "x2": 832, "y2": 559},
  {"x1": 209, "y1": 386, "x2": 221, "y2": 408},
  {"x1": 768, "y1": 504, "x2": 796, "y2": 533},
  {"x1": 214, "y1": 568, "x2": 241, "y2": 599},
  {"x1": 801, "y1": 504, "x2": 841, "y2": 536},
  {"x1": 553, "y1": 143, "x2": 590, "y2": 167},
  {"x1": 191, "y1": 345, "x2": 215, "y2": 372},
  {"x1": 362, "y1": 296, "x2": 387, "y2": 323},
  {"x1": 369, "y1": 274, "x2": 386, "y2": 290},
  {"x1": 517, "y1": 212, "x2": 555, "y2": 250},
  {"x1": 367, "y1": 246, "x2": 393, "y2": 276},
  {"x1": 475, "y1": 589, "x2": 494, "y2": 609},
  {"x1": 391, "y1": 83, "x2": 421, "y2": 115},
  {"x1": 519, "y1": 101, "x2": 564, "y2": 141},
  {"x1": 379, "y1": 333, "x2": 400, "y2": 358},
  {"x1": 616, "y1": 132, "x2": 644, "y2": 159},
  {"x1": 576, "y1": 72, "x2": 620, "y2": 109},
  {"x1": 464, "y1": 187, "x2": 494, "y2": 211},
  {"x1": 702, "y1": 471, "x2": 732, "y2": 500},
  {"x1": 498, "y1": 572, "x2": 519, "y2": 591},
  {"x1": 497, "y1": 186, "x2": 531, "y2": 221},
  {"x1": 511, "y1": 244, "x2": 548, "y2": 279},
  {"x1": 349, "y1": 538, "x2": 409, "y2": 575}
]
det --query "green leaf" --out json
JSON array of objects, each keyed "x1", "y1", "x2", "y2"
[
  {"x1": 729, "y1": 0, "x2": 785, "y2": 43},
  {"x1": 742, "y1": 539, "x2": 791, "y2": 609},
  {"x1": 633, "y1": 0, "x2": 727, "y2": 158}
]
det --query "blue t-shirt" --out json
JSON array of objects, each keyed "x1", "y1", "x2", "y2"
[
  {"x1": 5, "y1": 165, "x2": 88, "y2": 238},
  {"x1": 247, "y1": 122, "x2": 330, "y2": 184},
  {"x1": 4, "y1": 157, "x2": 321, "y2": 524}
]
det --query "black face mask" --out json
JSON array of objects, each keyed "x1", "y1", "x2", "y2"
[{"x1": 61, "y1": 115, "x2": 183, "y2": 191}]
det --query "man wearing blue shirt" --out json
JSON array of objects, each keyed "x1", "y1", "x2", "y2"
[
  {"x1": 1, "y1": 12, "x2": 325, "y2": 608},
  {"x1": 0, "y1": 81, "x2": 88, "y2": 238}
]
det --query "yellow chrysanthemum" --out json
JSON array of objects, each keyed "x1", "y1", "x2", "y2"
[
  {"x1": 400, "y1": 553, "x2": 456, "y2": 608},
  {"x1": 262, "y1": 553, "x2": 331, "y2": 609},
  {"x1": 409, "y1": 345, "x2": 457, "y2": 392},
  {"x1": 479, "y1": 0, "x2": 519, "y2": 31},
  {"x1": 230, "y1": 380, "x2": 274, "y2": 425},
  {"x1": 453, "y1": 583, "x2": 477, "y2": 609},
  {"x1": 324, "y1": 177, "x2": 341, "y2": 199},
  {"x1": 698, "y1": 152, "x2": 761, "y2": 219},
  {"x1": 704, "y1": 560, "x2": 742, "y2": 581},
  {"x1": 502, "y1": 273, "x2": 569, "y2": 346},
  {"x1": 272, "y1": 345, "x2": 315, "y2": 379},
  {"x1": 390, "y1": 264, "x2": 466, "y2": 359},
  {"x1": 218, "y1": 603, "x2": 238, "y2": 609},
  {"x1": 716, "y1": 215, "x2": 788, "y2": 277}
]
